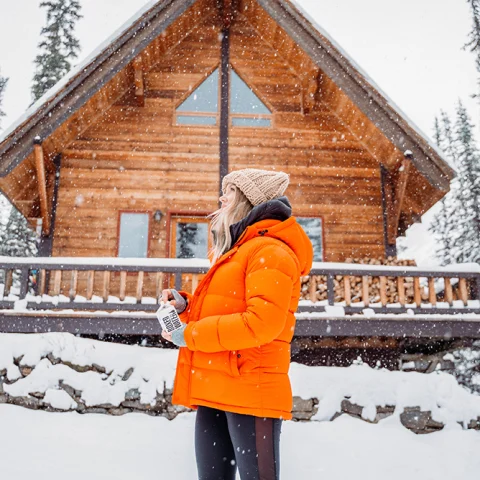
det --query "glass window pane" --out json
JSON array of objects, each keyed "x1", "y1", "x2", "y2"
[
  {"x1": 297, "y1": 217, "x2": 323, "y2": 261},
  {"x1": 176, "y1": 69, "x2": 219, "y2": 113},
  {"x1": 232, "y1": 117, "x2": 271, "y2": 127},
  {"x1": 176, "y1": 115, "x2": 217, "y2": 125},
  {"x1": 176, "y1": 222, "x2": 208, "y2": 259},
  {"x1": 119, "y1": 213, "x2": 149, "y2": 258},
  {"x1": 230, "y1": 70, "x2": 271, "y2": 115}
]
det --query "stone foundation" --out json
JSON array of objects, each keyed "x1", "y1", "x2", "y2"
[{"x1": 1, "y1": 355, "x2": 479, "y2": 434}]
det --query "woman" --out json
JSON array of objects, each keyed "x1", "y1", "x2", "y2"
[{"x1": 161, "y1": 168, "x2": 313, "y2": 480}]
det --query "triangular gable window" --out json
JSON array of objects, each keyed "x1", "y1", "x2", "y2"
[
  {"x1": 230, "y1": 70, "x2": 271, "y2": 126},
  {"x1": 176, "y1": 69, "x2": 219, "y2": 126},
  {"x1": 176, "y1": 68, "x2": 271, "y2": 127}
]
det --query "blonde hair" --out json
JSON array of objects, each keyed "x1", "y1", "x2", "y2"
[{"x1": 208, "y1": 184, "x2": 253, "y2": 264}]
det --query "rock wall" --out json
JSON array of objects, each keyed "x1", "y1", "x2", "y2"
[
  {"x1": 292, "y1": 397, "x2": 480, "y2": 434},
  {"x1": 1, "y1": 355, "x2": 479, "y2": 434}
]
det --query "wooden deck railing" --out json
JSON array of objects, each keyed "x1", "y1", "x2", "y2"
[
  {"x1": 301, "y1": 263, "x2": 480, "y2": 316},
  {"x1": 0, "y1": 257, "x2": 479, "y2": 316}
]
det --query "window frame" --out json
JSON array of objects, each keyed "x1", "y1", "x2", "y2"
[
  {"x1": 116, "y1": 210, "x2": 152, "y2": 258},
  {"x1": 165, "y1": 212, "x2": 212, "y2": 259}
]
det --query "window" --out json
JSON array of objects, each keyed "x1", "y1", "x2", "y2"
[
  {"x1": 230, "y1": 70, "x2": 271, "y2": 127},
  {"x1": 118, "y1": 213, "x2": 149, "y2": 257},
  {"x1": 176, "y1": 222, "x2": 209, "y2": 259},
  {"x1": 176, "y1": 69, "x2": 219, "y2": 126},
  {"x1": 170, "y1": 217, "x2": 210, "y2": 259},
  {"x1": 175, "y1": 67, "x2": 271, "y2": 127},
  {"x1": 297, "y1": 217, "x2": 323, "y2": 261}
]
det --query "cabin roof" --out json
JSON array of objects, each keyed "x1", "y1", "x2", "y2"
[{"x1": 0, "y1": 0, "x2": 454, "y2": 186}]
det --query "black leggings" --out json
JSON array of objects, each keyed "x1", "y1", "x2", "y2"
[{"x1": 195, "y1": 406, "x2": 282, "y2": 480}]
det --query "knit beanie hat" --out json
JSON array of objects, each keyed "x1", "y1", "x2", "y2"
[{"x1": 222, "y1": 168, "x2": 289, "y2": 206}]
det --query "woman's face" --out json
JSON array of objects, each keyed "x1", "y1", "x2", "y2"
[{"x1": 220, "y1": 184, "x2": 237, "y2": 209}]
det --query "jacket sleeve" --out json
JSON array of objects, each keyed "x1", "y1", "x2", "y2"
[
  {"x1": 178, "y1": 290, "x2": 193, "y2": 322},
  {"x1": 183, "y1": 243, "x2": 297, "y2": 353}
]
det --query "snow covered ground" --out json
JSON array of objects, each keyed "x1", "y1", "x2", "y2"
[
  {"x1": 1, "y1": 403, "x2": 480, "y2": 480},
  {"x1": 1, "y1": 333, "x2": 480, "y2": 479}
]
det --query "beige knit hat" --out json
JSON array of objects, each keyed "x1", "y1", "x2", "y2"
[{"x1": 222, "y1": 168, "x2": 289, "y2": 206}]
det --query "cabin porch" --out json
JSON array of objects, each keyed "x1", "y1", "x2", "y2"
[{"x1": 0, "y1": 257, "x2": 478, "y2": 341}]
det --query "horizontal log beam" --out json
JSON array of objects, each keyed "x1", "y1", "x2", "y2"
[
  {"x1": 0, "y1": 313, "x2": 479, "y2": 337},
  {"x1": 294, "y1": 317, "x2": 480, "y2": 338}
]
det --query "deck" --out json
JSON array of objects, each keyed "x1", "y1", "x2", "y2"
[{"x1": 0, "y1": 257, "x2": 479, "y2": 338}]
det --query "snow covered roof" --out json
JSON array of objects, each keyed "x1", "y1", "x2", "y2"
[{"x1": 0, "y1": 0, "x2": 454, "y2": 190}]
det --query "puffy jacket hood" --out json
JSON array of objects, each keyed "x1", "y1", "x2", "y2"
[{"x1": 230, "y1": 196, "x2": 313, "y2": 276}]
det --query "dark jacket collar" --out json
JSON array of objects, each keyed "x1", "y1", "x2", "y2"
[{"x1": 229, "y1": 196, "x2": 292, "y2": 247}]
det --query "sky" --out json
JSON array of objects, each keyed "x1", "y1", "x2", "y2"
[{"x1": 0, "y1": 0, "x2": 478, "y2": 264}]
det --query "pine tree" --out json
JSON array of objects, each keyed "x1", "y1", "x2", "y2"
[
  {"x1": 428, "y1": 116, "x2": 456, "y2": 265},
  {"x1": 0, "y1": 68, "x2": 7, "y2": 130},
  {"x1": 0, "y1": 208, "x2": 38, "y2": 258},
  {"x1": 429, "y1": 106, "x2": 480, "y2": 265},
  {"x1": 445, "y1": 341, "x2": 480, "y2": 395},
  {"x1": 465, "y1": 0, "x2": 480, "y2": 99},
  {"x1": 453, "y1": 101, "x2": 480, "y2": 263},
  {"x1": 31, "y1": 0, "x2": 82, "y2": 102},
  {"x1": 177, "y1": 223, "x2": 199, "y2": 258}
]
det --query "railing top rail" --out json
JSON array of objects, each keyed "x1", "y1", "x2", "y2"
[
  {"x1": 310, "y1": 261, "x2": 480, "y2": 278},
  {"x1": 0, "y1": 257, "x2": 478, "y2": 278},
  {"x1": 0, "y1": 256, "x2": 211, "y2": 272}
]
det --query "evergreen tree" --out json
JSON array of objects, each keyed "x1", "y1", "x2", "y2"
[
  {"x1": 429, "y1": 105, "x2": 480, "y2": 265},
  {"x1": 428, "y1": 116, "x2": 456, "y2": 265},
  {"x1": 445, "y1": 341, "x2": 480, "y2": 395},
  {"x1": 453, "y1": 101, "x2": 480, "y2": 263},
  {"x1": 31, "y1": 0, "x2": 82, "y2": 102},
  {"x1": 0, "y1": 68, "x2": 7, "y2": 130},
  {"x1": 465, "y1": 0, "x2": 480, "y2": 99},
  {"x1": 0, "y1": 207, "x2": 38, "y2": 258},
  {"x1": 177, "y1": 223, "x2": 199, "y2": 258}
]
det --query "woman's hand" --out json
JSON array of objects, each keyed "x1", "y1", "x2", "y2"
[
  {"x1": 161, "y1": 288, "x2": 177, "y2": 308},
  {"x1": 161, "y1": 330, "x2": 173, "y2": 342},
  {"x1": 161, "y1": 322, "x2": 187, "y2": 347},
  {"x1": 160, "y1": 289, "x2": 175, "y2": 342}
]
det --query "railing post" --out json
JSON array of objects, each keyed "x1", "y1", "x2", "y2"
[
  {"x1": 327, "y1": 274, "x2": 335, "y2": 306},
  {"x1": 175, "y1": 272, "x2": 182, "y2": 291},
  {"x1": 18, "y1": 267, "x2": 30, "y2": 300}
]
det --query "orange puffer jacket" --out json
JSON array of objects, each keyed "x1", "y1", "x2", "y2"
[{"x1": 172, "y1": 214, "x2": 313, "y2": 420}]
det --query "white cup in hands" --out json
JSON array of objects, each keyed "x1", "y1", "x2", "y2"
[{"x1": 160, "y1": 289, "x2": 177, "y2": 342}]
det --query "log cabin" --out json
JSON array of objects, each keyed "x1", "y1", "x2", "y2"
[{"x1": 0, "y1": 0, "x2": 478, "y2": 364}]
